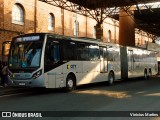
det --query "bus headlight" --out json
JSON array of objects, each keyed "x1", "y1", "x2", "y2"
[{"x1": 32, "y1": 69, "x2": 42, "y2": 79}]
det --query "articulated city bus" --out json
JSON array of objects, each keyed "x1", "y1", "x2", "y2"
[{"x1": 8, "y1": 33, "x2": 158, "y2": 91}]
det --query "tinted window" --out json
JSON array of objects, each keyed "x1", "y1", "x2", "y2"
[
  {"x1": 9, "y1": 37, "x2": 43, "y2": 68},
  {"x1": 107, "y1": 46, "x2": 120, "y2": 61},
  {"x1": 88, "y1": 44, "x2": 99, "y2": 61},
  {"x1": 45, "y1": 40, "x2": 60, "y2": 65},
  {"x1": 107, "y1": 46, "x2": 114, "y2": 61},
  {"x1": 77, "y1": 42, "x2": 89, "y2": 60},
  {"x1": 63, "y1": 41, "x2": 76, "y2": 60}
]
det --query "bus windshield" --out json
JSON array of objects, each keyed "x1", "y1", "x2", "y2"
[{"x1": 8, "y1": 36, "x2": 44, "y2": 68}]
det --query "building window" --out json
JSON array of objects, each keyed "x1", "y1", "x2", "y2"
[
  {"x1": 12, "y1": 4, "x2": 24, "y2": 25},
  {"x1": 48, "y1": 13, "x2": 55, "y2": 31},
  {"x1": 74, "y1": 20, "x2": 79, "y2": 37},
  {"x1": 93, "y1": 26, "x2": 96, "y2": 38},
  {"x1": 108, "y1": 30, "x2": 111, "y2": 42}
]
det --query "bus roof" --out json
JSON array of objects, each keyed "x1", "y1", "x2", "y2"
[{"x1": 12, "y1": 33, "x2": 157, "y2": 52}]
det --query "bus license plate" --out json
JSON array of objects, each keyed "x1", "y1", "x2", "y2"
[{"x1": 19, "y1": 83, "x2": 26, "y2": 86}]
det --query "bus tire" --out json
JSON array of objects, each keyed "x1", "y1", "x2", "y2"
[
  {"x1": 144, "y1": 69, "x2": 148, "y2": 80},
  {"x1": 108, "y1": 72, "x2": 114, "y2": 85},
  {"x1": 66, "y1": 75, "x2": 76, "y2": 92}
]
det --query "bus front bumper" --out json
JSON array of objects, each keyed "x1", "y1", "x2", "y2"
[{"x1": 9, "y1": 77, "x2": 45, "y2": 88}]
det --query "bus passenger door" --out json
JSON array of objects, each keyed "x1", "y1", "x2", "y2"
[
  {"x1": 44, "y1": 39, "x2": 62, "y2": 88},
  {"x1": 128, "y1": 50, "x2": 134, "y2": 77},
  {"x1": 100, "y1": 47, "x2": 108, "y2": 73}
]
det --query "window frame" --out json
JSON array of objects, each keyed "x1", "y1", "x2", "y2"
[
  {"x1": 48, "y1": 13, "x2": 55, "y2": 31},
  {"x1": 74, "y1": 20, "x2": 79, "y2": 37},
  {"x1": 12, "y1": 4, "x2": 24, "y2": 25}
]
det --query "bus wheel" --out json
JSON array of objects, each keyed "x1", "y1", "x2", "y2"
[
  {"x1": 144, "y1": 69, "x2": 148, "y2": 80},
  {"x1": 66, "y1": 75, "x2": 76, "y2": 92},
  {"x1": 108, "y1": 72, "x2": 114, "y2": 85}
]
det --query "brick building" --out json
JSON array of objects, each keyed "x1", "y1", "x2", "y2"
[{"x1": 0, "y1": 0, "x2": 153, "y2": 56}]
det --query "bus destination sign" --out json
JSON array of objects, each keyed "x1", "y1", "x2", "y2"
[{"x1": 16, "y1": 36, "x2": 40, "y2": 42}]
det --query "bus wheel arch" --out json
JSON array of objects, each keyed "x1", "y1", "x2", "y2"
[
  {"x1": 108, "y1": 71, "x2": 115, "y2": 85},
  {"x1": 144, "y1": 68, "x2": 148, "y2": 79},
  {"x1": 66, "y1": 73, "x2": 76, "y2": 92},
  {"x1": 148, "y1": 68, "x2": 152, "y2": 78}
]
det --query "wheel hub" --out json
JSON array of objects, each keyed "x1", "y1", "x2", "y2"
[{"x1": 68, "y1": 79, "x2": 73, "y2": 88}]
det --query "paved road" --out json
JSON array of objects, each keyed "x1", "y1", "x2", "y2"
[{"x1": 0, "y1": 77, "x2": 160, "y2": 120}]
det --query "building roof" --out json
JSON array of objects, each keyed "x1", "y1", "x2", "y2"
[
  {"x1": 66, "y1": 0, "x2": 158, "y2": 9},
  {"x1": 40, "y1": 0, "x2": 160, "y2": 37}
]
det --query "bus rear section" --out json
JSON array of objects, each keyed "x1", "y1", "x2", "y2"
[{"x1": 120, "y1": 46, "x2": 158, "y2": 79}]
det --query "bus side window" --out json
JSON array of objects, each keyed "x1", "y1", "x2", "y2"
[
  {"x1": 77, "y1": 42, "x2": 89, "y2": 60},
  {"x1": 50, "y1": 45, "x2": 60, "y2": 62},
  {"x1": 100, "y1": 47, "x2": 107, "y2": 60},
  {"x1": 63, "y1": 41, "x2": 76, "y2": 60},
  {"x1": 107, "y1": 46, "x2": 113, "y2": 61},
  {"x1": 45, "y1": 41, "x2": 60, "y2": 65},
  {"x1": 89, "y1": 44, "x2": 99, "y2": 61}
]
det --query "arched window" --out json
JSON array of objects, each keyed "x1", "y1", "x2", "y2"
[
  {"x1": 12, "y1": 4, "x2": 24, "y2": 25},
  {"x1": 48, "y1": 13, "x2": 55, "y2": 31},
  {"x1": 74, "y1": 20, "x2": 79, "y2": 37},
  {"x1": 108, "y1": 30, "x2": 111, "y2": 42}
]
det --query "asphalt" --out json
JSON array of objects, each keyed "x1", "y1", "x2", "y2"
[
  {"x1": 0, "y1": 86, "x2": 15, "y2": 95},
  {"x1": 0, "y1": 75, "x2": 159, "y2": 96},
  {"x1": 0, "y1": 78, "x2": 21, "y2": 95},
  {"x1": 0, "y1": 86, "x2": 32, "y2": 96},
  {"x1": 0, "y1": 85, "x2": 48, "y2": 96}
]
